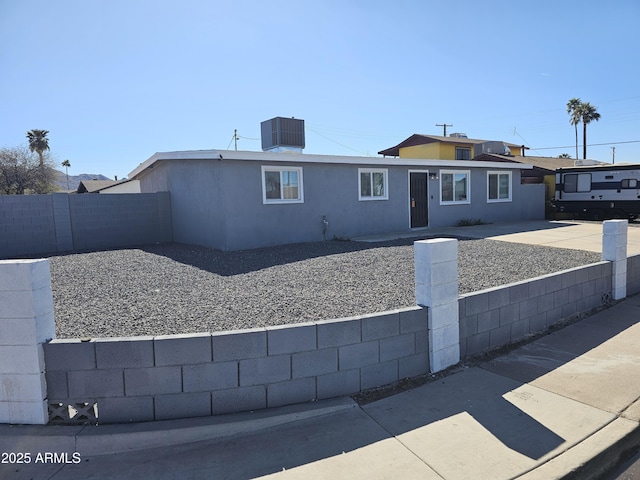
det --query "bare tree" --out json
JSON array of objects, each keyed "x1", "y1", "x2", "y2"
[{"x1": 0, "y1": 146, "x2": 56, "y2": 194}]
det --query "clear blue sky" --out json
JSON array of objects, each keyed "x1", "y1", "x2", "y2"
[{"x1": 1, "y1": 0, "x2": 639, "y2": 179}]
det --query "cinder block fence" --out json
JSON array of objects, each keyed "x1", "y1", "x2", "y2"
[
  {"x1": 0, "y1": 260, "x2": 55, "y2": 424},
  {"x1": 0, "y1": 221, "x2": 634, "y2": 424},
  {"x1": 0, "y1": 192, "x2": 172, "y2": 259},
  {"x1": 43, "y1": 309, "x2": 429, "y2": 423}
]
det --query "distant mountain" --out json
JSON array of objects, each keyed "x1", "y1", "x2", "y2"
[{"x1": 53, "y1": 170, "x2": 112, "y2": 192}]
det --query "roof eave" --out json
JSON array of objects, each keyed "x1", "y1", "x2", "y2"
[{"x1": 128, "y1": 149, "x2": 533, "y2": 176}]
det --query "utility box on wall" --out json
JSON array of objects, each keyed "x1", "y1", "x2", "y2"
[{"x1": 261, "y1": 117, "x2": 305, "y2": 153}]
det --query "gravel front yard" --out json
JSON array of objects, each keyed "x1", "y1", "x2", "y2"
[{"x1": 49, "y1": 239, "x2": 601, "y2": 338}]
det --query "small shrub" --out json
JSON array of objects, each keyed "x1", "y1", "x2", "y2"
[{"x1": 457, "y1": 218, "x2": 488, "y2": 227}]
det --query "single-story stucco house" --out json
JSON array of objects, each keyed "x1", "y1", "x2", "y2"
[{"x1": 128, "y1": 149, "x2": 545, "y2": 251}]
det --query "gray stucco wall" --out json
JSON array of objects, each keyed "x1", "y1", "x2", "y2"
[
  {"x1": 139, "y1": 158, "x2": 545, "y2": 251},
  {"x1": 139, "y1": 160, "x2": 225, "y2": 249},
  {"x1": 428, "y1": 169, "x2": 544, "y2": 227},
  {"x1": 0, "y1": 192, "x2": 172, "y2": 259}
]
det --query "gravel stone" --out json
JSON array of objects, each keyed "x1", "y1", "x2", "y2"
[{"x1": 48, "y1": 239, "x2": 601, "y2": 338}]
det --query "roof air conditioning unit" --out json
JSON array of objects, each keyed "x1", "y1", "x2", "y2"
[{"x1": 261, "y1": 117, "x2": 305, "y2": 153}]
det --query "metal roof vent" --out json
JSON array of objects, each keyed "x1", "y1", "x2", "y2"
[{"x1": 261, "y1": 117, "x2": 305, "y2": 153}]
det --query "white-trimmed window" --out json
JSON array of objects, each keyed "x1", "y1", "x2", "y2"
[
  {"x1": 487, "y1": 171, "x2": 512, "y2": 202},
  {"x1": 440, "y1": 170, "x2": 470, "y2": 204},
  {"x1": 261, "y1": 166, "x2": 303, "y2": 204},
  {"x1": 359, "y1": 168, "x2": 388, "y2": 201}
]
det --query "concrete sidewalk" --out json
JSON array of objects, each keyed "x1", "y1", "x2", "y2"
[
  {"x1": 2, "y1": 296, "x2": 639, "y2": 479},
  {"x1": 353, "y1": 220, "x2": 640, "y2": 255}
]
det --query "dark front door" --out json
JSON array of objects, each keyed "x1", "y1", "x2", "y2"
[{"x1": 410, "y1": 172, "x2": 429, "y2": 228}]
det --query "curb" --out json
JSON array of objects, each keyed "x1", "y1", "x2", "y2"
[
  {"x1": 515, "y1": 414, "x2": 640, "y2": 480},
  {"x1": 560, "y1": 419, "x2": 640, "y2": 480}
]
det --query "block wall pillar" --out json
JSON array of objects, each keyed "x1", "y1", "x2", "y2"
[
  {"x1": 602, "y1": 220, "x2": 628, "y2": 300},
  {"x1": 52, "y1": 193, "x2": 74, "y2": 253},
  {"x1": 414, "y1": 238, "x2": 460, "y2": 373},
  {"x1": 0, "y1": 259, "x2": 56, "y2": 424}
]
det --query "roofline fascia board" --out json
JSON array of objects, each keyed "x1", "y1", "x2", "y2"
[{"x1": 128, "y1": 150, "x2": 533, "y2": 178}]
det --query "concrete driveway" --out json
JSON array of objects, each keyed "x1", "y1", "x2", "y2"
[{"x1": 355, "y1": 220, "x2": 640, "y2": 255}]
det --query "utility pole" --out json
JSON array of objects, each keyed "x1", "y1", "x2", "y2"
[
  {"x1": 436, "y1": 123, "x2": 453, "y2": 137},
  {"x1": 611, "y1": 146, "x2": 615, "y2": 164},
  {"x1": 234, "y1": 129, "x2": 239, "y2": 151}
]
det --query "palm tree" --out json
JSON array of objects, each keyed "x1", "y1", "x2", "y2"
[
  {"x1": 566, "y1": 98, "x2": 582, "y2": 160},
  {"x1": 580, "y1": 102, "x2": 601, "y2": 160},
  {"x1": 61, "y1": 159, "x2": 71, "y2": 190},
  {"x1": 558, "y1": 153, "x2": 572, "y2": 159},
  {"x1": 26, "y1": 129, "x2": 50, "y2": 167}
]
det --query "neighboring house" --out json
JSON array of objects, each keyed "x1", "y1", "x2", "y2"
[
  {"x1": 378, "y1": 134, "x2": 525, "y2": 160},
  {"x1": 128, "y1": 149, "x2": 545, "y2": 251},
  {"x1": 77, "y1": 179, "x2": 141, "y2": 194}
]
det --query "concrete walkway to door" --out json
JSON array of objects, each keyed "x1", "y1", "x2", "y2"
[{"x1": 353, "y1": 220, "x2": 640, "y2": 255}]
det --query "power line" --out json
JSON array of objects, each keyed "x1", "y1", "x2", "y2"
[
  {"x1": 512, "y1": 127, "x2": 543, "y2": 156},
  {"x1": 226, "y1": 134, "x2": 235, "y2": 150},
  {"x1": 533, "y1": 139, "x2": 640, "y2": 150},
  {"x1": 306, "y1": 126, "x2": 372, "y2": 156},
  {"x1": 226, "y1": 130, "x2": 259, "y2": 150}
]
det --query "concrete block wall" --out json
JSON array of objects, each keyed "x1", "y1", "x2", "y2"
[
  {"x1": 68, "y1": 192, "x2": 172, "y2": 251},
  {"x1": 0, "y1": 259, "x2": 56, "y2": 424},
  {"x1": 415, "y1": 239, "x2": 460, "y2": 372},
  {"x1": 627, "y1": 254, "x2": 640, "y2": 296},
  {"x1": 0, "y1": 192, "x2": 172, "y2": 259},
  {"x1": 602, "y1": 220, "x2": 628, "y2": 300},
  {"x1": 43, "y1": 307, "x2": 429, "y2": 423},
  {"x1": 459, "y1": 261, "x2": 612, "y2": 358},
  {"x1": 0, "y1": 195, "x2": 57, "y2": 258}
]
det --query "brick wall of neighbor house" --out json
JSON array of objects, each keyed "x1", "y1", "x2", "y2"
[
  {"x1": 459, "y1": 262, "x2": 612, "y2": 358},
  {"x1": 627, "y1": 254, "x2": 640, "y2": 296},
  {"x1": 43, "y1": 307, "x2": 430, "y2": 423},
  {"x1": 0, "y1": 192, "x2": 172, "y2": 259}
]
